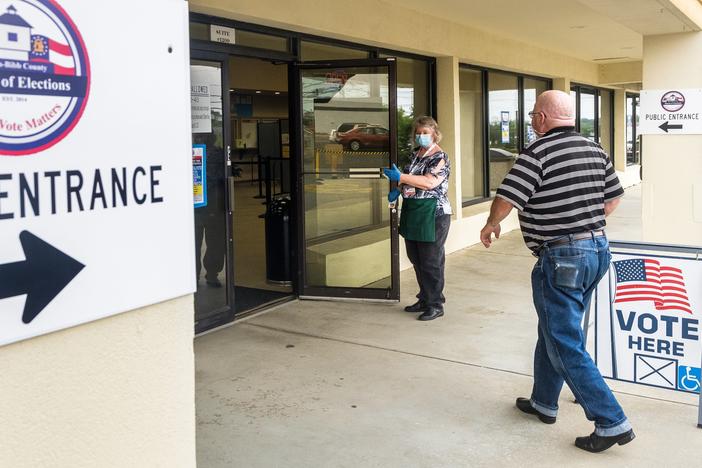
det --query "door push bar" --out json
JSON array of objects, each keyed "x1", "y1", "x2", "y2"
[{"x1": 349, "y1": 167, "x2": 384, "y2": 179}]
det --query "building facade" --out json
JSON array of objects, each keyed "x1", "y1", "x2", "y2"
[{"x1": 2, "y1": 1, "x2": 701, "y2": 467}]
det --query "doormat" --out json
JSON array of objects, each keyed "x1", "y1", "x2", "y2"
[{"x1": 235, "y1": 286, "x2": 291, "y2": 313}]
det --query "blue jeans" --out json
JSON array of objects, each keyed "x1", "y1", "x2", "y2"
[{"x1": 530, "y1": 235, "x2": 631, "y2": 436}]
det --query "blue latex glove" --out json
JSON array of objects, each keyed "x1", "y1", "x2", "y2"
[
  {"x1": 388, "y1": 188, "x2": 400, "y2": 203},
  {"x1": 383, "y1": 163, "x2": 402, "y2": 182}
]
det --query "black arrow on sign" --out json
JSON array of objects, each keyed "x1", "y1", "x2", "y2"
[
  {"x1": 659, "y1": 121, "x2": 683, "y2": 133},
  {"x1": 0, "y1": 231, "x2": 84, "y2": 324}
]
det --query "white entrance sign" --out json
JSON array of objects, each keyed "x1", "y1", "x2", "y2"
[
  {"x1": 640, "y1": 88, "x2": 702, "y2": 135},
  {"x1": 590, "y1": 249, "x2": 701, "y2": 394},
  {"x1": 0, "y1": 0, "x2": 195, "y2": 346},
  {"x1": 210, "y1": 24, "x2": 235, "y2": 44}
]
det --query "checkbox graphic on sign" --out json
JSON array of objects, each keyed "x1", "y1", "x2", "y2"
[{"x1": 634, "y1": 354, "x2": 677, "y2": 389}]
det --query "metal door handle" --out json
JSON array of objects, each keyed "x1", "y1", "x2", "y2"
[{"x1": 228, "y1": 176, "x2": 236, "y2": 212}]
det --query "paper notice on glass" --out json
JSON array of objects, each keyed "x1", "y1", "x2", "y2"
[
  {"x1": 190, "y1": 67, "x2": 212, "y2": 134},
  {"x1": 192, "y1": 144, "x2": 207, "y2": 208}
]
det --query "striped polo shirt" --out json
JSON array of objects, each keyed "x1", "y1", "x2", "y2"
[{"x1": 496, "y1": 126, "x2": 624, "y2": 252}]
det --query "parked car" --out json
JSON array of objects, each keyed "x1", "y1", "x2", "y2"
[
  {"x1": 336, "y1": 125, "x2": 390, "y2": 151},
  {"x1": 489, "y1": 147, "x2": 517, "y2": 162},
  {"x1": 329, "y1": 122, "x2": 369, "y2": 142}
]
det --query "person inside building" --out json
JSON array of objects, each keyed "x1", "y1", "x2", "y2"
[
  {"x1": 384, "y1": 116, "x2": 451, "y2": 321},
  {"x1": 478, "y1": 90, "x2": 633, "y2": 453},
  {"x1": 194, "y1": 134, "x2": 226, "y2": 288}
]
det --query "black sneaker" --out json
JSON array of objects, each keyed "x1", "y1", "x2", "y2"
[{"x1": 515, "y1": 397, "x2": 556, "y2": 424}]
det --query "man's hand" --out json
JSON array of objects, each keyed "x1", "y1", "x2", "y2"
[
  {"x1": 383, "y1": 164, "x2": 402, "y2": 182},
  {"x1": 480, "y1": 222, "x2": 501, "y2": 248},
  {"x1": 479, "y1": 197, "x2": 513, "y2": 248}
]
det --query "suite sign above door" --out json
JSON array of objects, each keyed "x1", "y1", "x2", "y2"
[{"x1": 210, "y1": 24, "x2": 236, "y2": 44}]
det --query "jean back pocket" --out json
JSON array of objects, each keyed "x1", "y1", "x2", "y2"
[{"x1": 553, "y1": 258, "x2": 584, "y2": 289}]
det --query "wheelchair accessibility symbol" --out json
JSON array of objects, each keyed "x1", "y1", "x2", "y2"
[{"x1": 678, "y1": 366, "x2": 701, "y2": 393}]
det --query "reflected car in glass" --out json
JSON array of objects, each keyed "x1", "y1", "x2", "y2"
[
  {"x1": 489, "y1": 147, "x2": 517, "y2": 162},
  {"x1": 329, "y1": 122, "x2": 369, "y2": 142},
  {"x1": 335, "y1": 125, "x2": 390, "y2": 151}
]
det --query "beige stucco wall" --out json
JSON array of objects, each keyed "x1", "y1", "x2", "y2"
[
  {"x1": 0, "y1": 296, "x2": 196, "y2": 468},
  {"x1": 642, "y1": 32, "x2": 702, "y2": 245},
  {"x1": 190, "y1": 0, "x2": 600, "y2": 84}
]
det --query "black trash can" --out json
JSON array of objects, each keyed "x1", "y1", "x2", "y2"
[{"x1": 265, "y1": 195, "x2": 292, "y2": 284}]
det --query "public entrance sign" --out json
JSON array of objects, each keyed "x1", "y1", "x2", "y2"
[
  {"x1": 0, "y1": 0, "x2": 195, "y2": 346},
  {"x1": 591, "y1": 244, "x2": 701, "y2": 395},
  {"x1": 639, "y1": 88, "x2": 702, "y2": 135}
]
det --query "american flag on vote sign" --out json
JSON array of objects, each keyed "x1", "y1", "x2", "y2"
[
  {"x1": 613, "y1": 259, "x2": 693, "y2": 314},
  {"x1": 28, "y1": 34, "x2": 75, "y2": 76}
]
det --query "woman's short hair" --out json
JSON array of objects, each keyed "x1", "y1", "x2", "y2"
[{"x1": 412, "y1": 116, "x2": 442, "y2": 143}]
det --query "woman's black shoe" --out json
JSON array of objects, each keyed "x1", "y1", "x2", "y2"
[
  {"x1": 404, "y1": 301, "x2": 427, "y2": 313},
  {"x1": 418, "y1": 307, "x2": 443, "y2": 321},
  {"x1": 575, "y1": 429, "x2": 635, "y2": 453},
  {"x1": 515, "y1": 397, "x2": 556, "y2": 424}
]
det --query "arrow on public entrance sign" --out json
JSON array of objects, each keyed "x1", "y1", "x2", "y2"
[
  {"x1": 659, "y1": 121, "x2": 683, "y2": 133},
  {"x1": 0, "y1": 231, "x2": 84, "y2": 324}
]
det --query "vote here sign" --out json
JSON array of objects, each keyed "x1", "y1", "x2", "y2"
[{"x1": 592, "y1": 248, "x2": 701, "y2": 394}]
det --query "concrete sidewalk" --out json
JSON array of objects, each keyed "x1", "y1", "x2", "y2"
[{"x1": 195, "y1": 186, "x2": 700, "y2": 467}]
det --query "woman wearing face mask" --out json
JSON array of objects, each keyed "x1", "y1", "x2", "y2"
[{"x1": 384, "y1": 116, "x2": 452, "y2": 321}]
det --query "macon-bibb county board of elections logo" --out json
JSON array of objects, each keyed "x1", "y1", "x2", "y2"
[
  {"x1": 0, "y1": 1, "x2": 89, "y2": 155},
  {"x1": 660, "y1": 90, "x2": 685, "y2": 112}
]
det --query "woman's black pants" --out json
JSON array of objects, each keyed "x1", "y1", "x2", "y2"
[{"x1": 404, "y1": 214, "x2": 450, "y2": 309}]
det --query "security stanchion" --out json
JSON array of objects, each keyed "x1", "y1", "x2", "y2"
[{"x1": 254, "y1": 152, "x2": 265, "y2": 199}]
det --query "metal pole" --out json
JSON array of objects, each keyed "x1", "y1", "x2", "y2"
[{"x1": 254, "y1": 153, "x2": 265, "y2": 199}]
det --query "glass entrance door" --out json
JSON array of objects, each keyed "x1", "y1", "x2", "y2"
[
  {"x1": 190, "y1": 52, "x2": 234, "y2": 331},
  {"x1": 296, "y1": 59, "x2": 399, "y2": 300}
]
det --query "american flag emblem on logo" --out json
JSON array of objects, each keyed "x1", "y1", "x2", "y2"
[{"x1": 613, "y1": 259, "x2": 692, "y2": 314}]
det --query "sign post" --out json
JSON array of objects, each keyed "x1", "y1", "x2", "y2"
[
  {"x1": 0, "y1": 0, "x2": 195, "y2": 346},
  {"x1": 639, "y1": 89, "x2": 702, "y2": 135}
]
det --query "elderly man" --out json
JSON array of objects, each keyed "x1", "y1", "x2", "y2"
[{"x1": 480, "y1": 90, "x2": 633, "y2": 453}]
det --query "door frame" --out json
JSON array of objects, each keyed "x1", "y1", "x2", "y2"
[
  {"x1": 292, "y1": 58, "x2": 400, "y2": 301},
  {"x1": 190, "y1": 49, "x2": 237, "y2": 333}
]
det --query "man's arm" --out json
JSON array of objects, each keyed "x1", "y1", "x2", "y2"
[
  {"x1": 604, "y1": 196, "x2": 621, "y2": 217},
  {"x1": 480, "y1": 197, "x2": 514, "y2": 248}
]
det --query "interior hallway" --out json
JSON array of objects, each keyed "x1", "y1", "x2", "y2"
[{"x1": 195, "y1": 184, "x2": 700, "y2": 467}]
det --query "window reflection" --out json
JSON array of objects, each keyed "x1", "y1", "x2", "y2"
[
  {"x1": 459, "y1": 68, "x2": 484, "y2": 203},
  {"x1": 626, "y1": 94, "x2": 640, "y2": 165},
  {"x1": 384, "y1": 56, "x2": 429, "y2": 168},
  {"x1": 599, "y1": 89, "x2": 613, "y2": 160},
  {"x1": 580, "y1": 91, "x2": 596, "y2": 141},
  {"x1": 300, "y1": 67, "x2": 391, "y2": 289},
  {"x1": 488, "y1": 72, "x2": 518, "y2": 193},
  {"x1": 523, "y1": 78, "x2": 548, "y2": 146}
]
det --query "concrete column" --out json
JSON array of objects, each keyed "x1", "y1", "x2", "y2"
[
  {"x1": 552, "y1": 77, "x2": 571, "y2": 92},
  {"x1": 436, "y1": 56, "x2": 462, "y2": 219},
  {"x1": 613, "y1": 89, "x2": 628, "y2": 173},
  {"x1": 642, "y1": 32, "x2": 702, "y2": 244}
]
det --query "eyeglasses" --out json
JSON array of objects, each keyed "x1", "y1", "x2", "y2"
[{"x1": 528, "y1": 111, "x2": 543, "y2": 118}]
